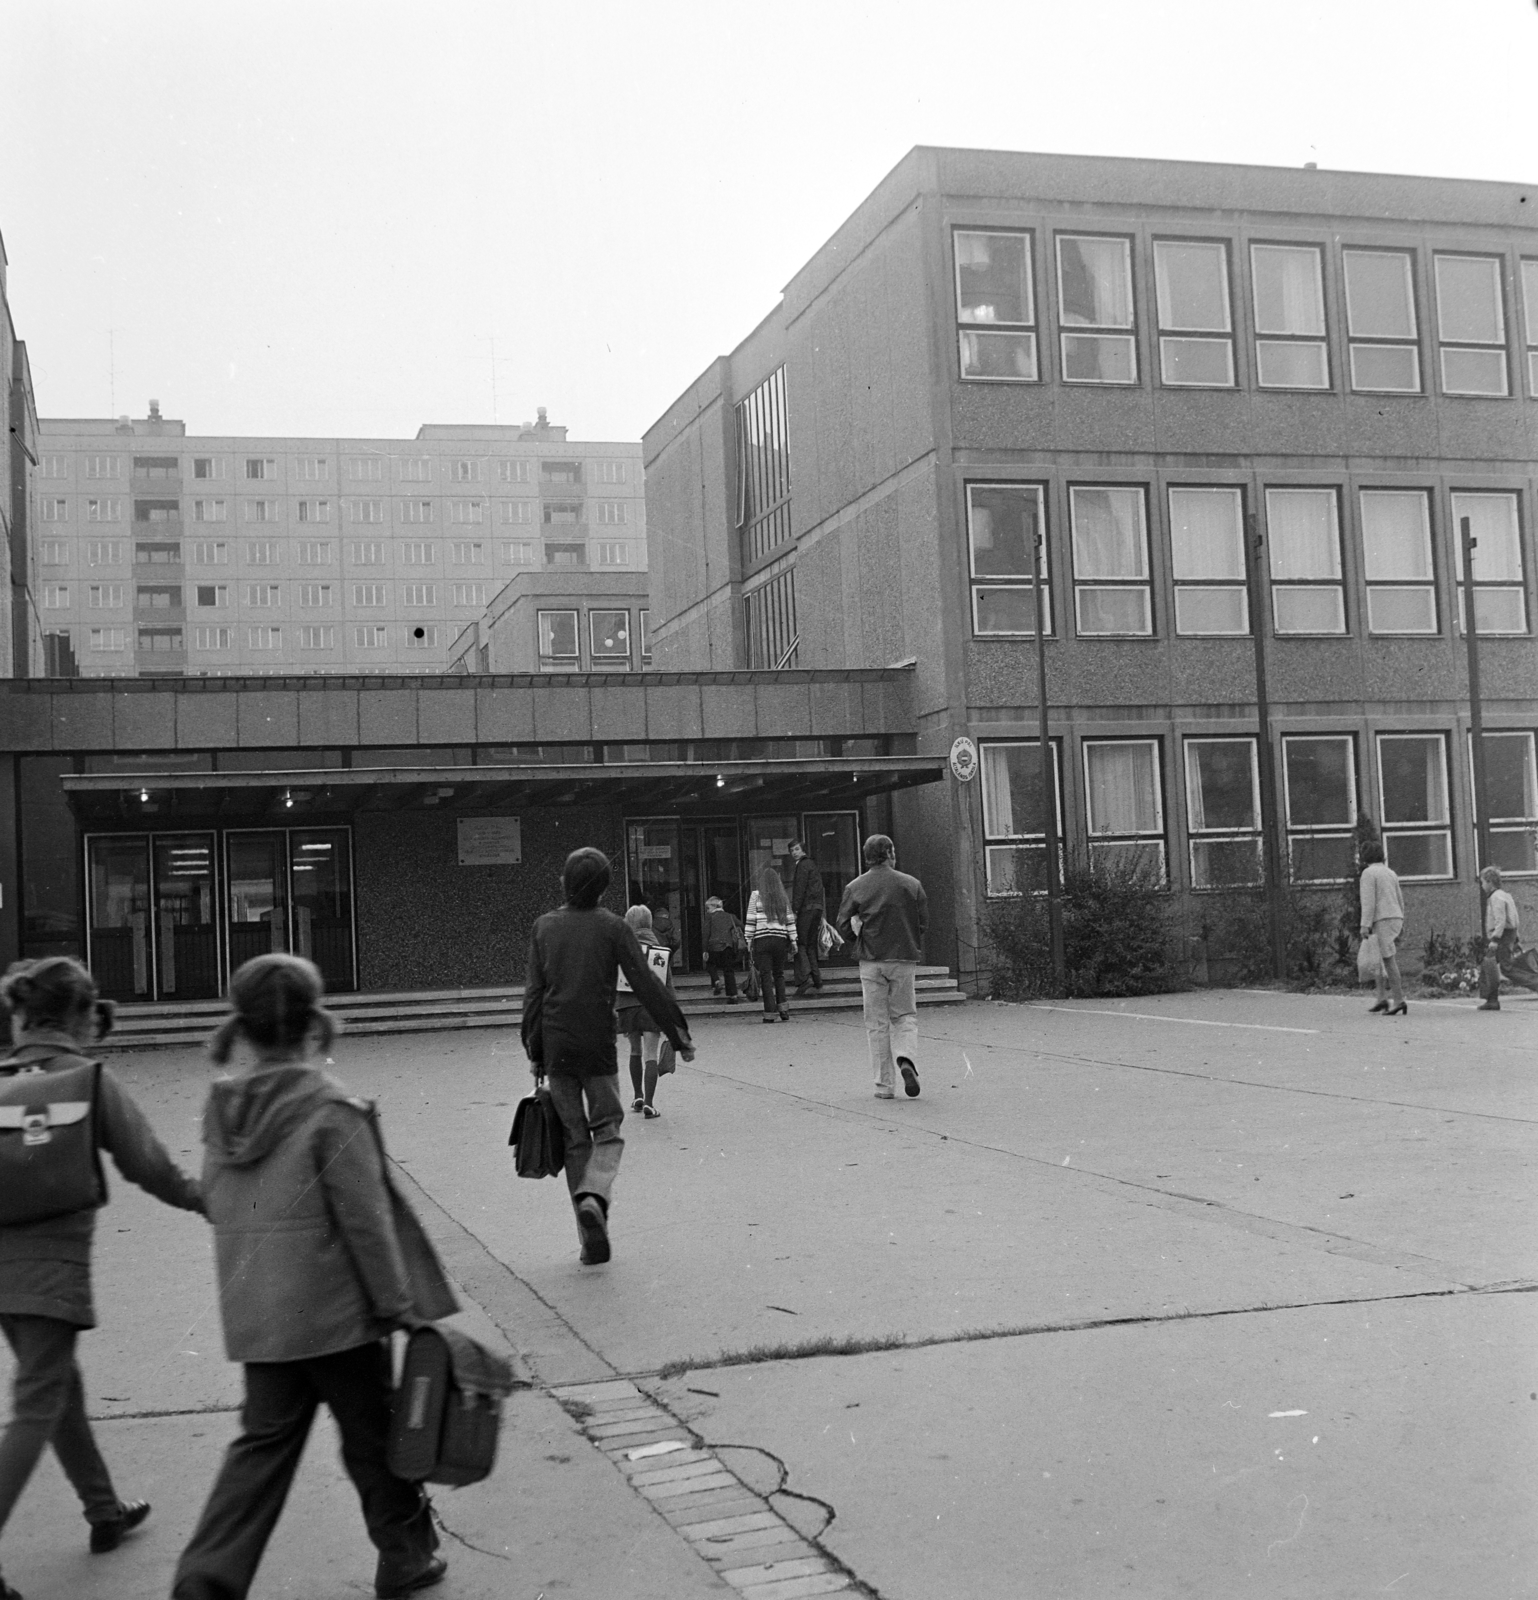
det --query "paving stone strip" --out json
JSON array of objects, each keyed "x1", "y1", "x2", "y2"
[{"x1": 550, "y1": 1378, "x2": 868, "y2": 1598}]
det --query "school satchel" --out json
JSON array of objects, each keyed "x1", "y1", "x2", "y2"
[
  {"x1": 0, "y1": 1057, "x2": 108, "y2": 1227},
  {"x1": 388, "y1": 1323, "x2": 517, "y2": 1487},
  {"x1": 508, "y1": 1080, "x2": 566, "y2": 1179}
]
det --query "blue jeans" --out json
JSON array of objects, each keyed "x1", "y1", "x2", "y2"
[
  {"x1": 859, "y1": 960, "x2": 919, "y2": 1092},
  {"x1": 546, "y1": 1072, "x2": 626, "y2": 1208}
]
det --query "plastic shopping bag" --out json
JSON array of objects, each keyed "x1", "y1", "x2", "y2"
[{"x1": 1356, "y1": 938, "x2": 1382, "y2": 984}]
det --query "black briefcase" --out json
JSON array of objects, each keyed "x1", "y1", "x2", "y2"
[
  {"x1": 388, "y1": 1324, "x2": 516, "y2": 1487},
  {"x1": 508, "y1": 1081, "x2": 565, "y2": 1179}
]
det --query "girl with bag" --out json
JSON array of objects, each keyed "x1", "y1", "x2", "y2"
[
  {"x1": 0, "y1": 957, "x2": 205, "y2": 1600},
  {"x1": 702, "y1": 896, "x2": 744, "y2": 1003},
  {"x1": 745, "y1": 867, "x2": 798, "y2": 1023},
  {"x1": 173, "y1": 954, "x2": 456, "y2": 1600},
  {"x1": 616, "y1": 905, "x2": 678, "y2": 1119}
]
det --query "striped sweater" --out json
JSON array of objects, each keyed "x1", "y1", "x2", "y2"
[{"x1": 745, "y1": 891, "x2": 798, "y2": 951}]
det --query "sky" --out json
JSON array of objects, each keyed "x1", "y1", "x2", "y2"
[{"x1": 2, "y1": 0, "x2": 1535, "y2": 444}]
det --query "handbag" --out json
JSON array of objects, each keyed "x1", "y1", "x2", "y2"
[
  {"x1": 508, "y1": 1078, "x2": 566, "y2": 1179},
  {"x1": 818, "y1": 917, "x2": 844, "y2": 958},
  {"x1": 1356, "y1": 938, "x2": 1382, "y2": 983},
  {"x1": 656, "y1": 1040, "x2": 677, "y2": 1077},
  {"x1": 0, "y1": 1056, "x2": 108, "y2": 1227},
  {"x1": 388, "y1": 1323, "x2": 517, "y2": 1487}
]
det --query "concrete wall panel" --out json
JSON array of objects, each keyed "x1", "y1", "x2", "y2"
[
  {"x1": 474, "y1": 685, "x2": 536, "y2": 744},
  {"x1": 177, "y1": 693, "x2": 241, "y2": 749},
  {"x1": 48, "y1": 693, "x2": 113, "y2": 751},
  {"x1": 700, "y1": 684, "x2": 758, "y2": 738},
  {"x1": 1, "y1": 693, "x2": 56, "y2": 751},
  {"x1": 531, "y1": 685, "x2": 593, "y2": 742},
  {"x1": 417, "y1": 686, "x2": 476, "y2": 746},
  {"x1": 358, "y1": 689, "x2": 419, "y2": 746},
  {"x1": 236, "y1": 691, "x2": 301, "y2": 747},
  {"x1": 298, "y1": 687, "x2": 361, "y2": 747},
  {"x1": 642, "y1": 685, "x2": 703, "y2": 740},
  {"x1": 111, "y1": 689, "x2": 176, "y2": 751},
  {"x1": 754, "y1": 682, "x2": 812, "y2": 736},
  {"x1": 590, "y1": 684, "x2": 646, "y2": 742}
]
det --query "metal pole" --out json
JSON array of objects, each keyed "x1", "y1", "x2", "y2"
[
  {"x1": 1032, "y1": 526, "x2": 1066, "y2": 988},
  {"x1": 1244, "y1": 511, "x2": 1287, "y2": 981},
  {"x1": 1461, "y1": 515, "x2": 1493, "y2": 920}
]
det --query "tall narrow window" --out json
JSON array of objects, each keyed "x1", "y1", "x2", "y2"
[
  {"x1": 1435, "y1": 255, "x2": 1507, "y2": 396},
  {"x1": 537, "y1": 610, "x2": 579, "y2": 667},
  {"x1": 1069, "y1": 486, "x2": 1150, "y2": 635},
  {"x1": 1378, "y1": 733, "x2": 1452, "y2": 879},
  {"x1": 1153, "y1": 240, "x2": 1233, "y2": 386},
  {"x1": 1522, "y1": 260, "x2": 1538, "y2": 397},
  {"x1": 1265, "y1": 488, "x2": 1345, "y2": 634},
  {"x1": 1283, "y1": 735, "x2": 1358, "y2": 882},
  {"x1": 1360, "y1": 490, "x2": 1436, "y2": 634},
  {"x1": 1056, "y1": 235, "x2": 1136, "y2": 384},
  {"x1": 1185, "y1": 738, "x2": 1262, "y2": 887},
  {"x1": 1343, "y1": 250, "x2": 1420, "y2": 393},
  {"x1": 1251, "y1": 244, "x2": 1328, "y2": 388},
  {"x1": 736, "y1": 367, "x2": 792, "y2": 562},
  {"x1": 743, "y1": 569, "x2": 798, "y2": 667},
  {"x1": 955, "y1": 230, "x2": 1038, "y2": 382},
  {"x1": 980, "y1": 741, "x2": 1063, "y2": 896},
  {"x1": 1474, "y1": 731, "x2": 1537, "y2": 875},
  {"x1": 1451, "y1": 491, "x2": 1527, "y2": 635},
  {"x1": 1168, "y1": 487, "x2": 1247, "y2": 635},
  {"x1": 966, "y1": 484, "x2": 1049, "y2": 636},
  {"x1": 1083, "y1": 740, "x2": 1165, "y2": 880}
]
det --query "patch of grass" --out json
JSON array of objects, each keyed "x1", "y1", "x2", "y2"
[
  {"x1": 657, "y1": 1332, "x2": 909, "y2": 1379},
  {"x1": 556, "y1": 1397, "x2": 595, "y2": 1421}
]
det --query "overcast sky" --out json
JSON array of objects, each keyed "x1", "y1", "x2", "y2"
[{"x1": 2, "y1": 0, "x2": 1534, "y2": 444}]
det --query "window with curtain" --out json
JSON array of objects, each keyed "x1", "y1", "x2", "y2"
[
  {"x1": 537, "y1": 609, "x2": 579, "y2": 666},
  {"x1": 1083, "y1": 740, "x2": 1165, "y2": 880},
  {"x1": 955, "y1": 230, "x2": 1038, "y2": 382},
  {"x1": 1250, "y1": 244, "x2": 1329, "y2": 389},
  {"x1": 1451, "y1": 492, "x2": 1527, "y2": 636},
  {"x1": 1377, "y1": 733, "x2": 1452, "y2": 879},
  {"x1": 1168, "y1": 487, "x2": 1248, "y2": 635},
  {"x1": 1265, "y1": 488, "x2": 1345, "y2": 634},
  {"x1": 1471, "y1": 730, "x2": 1537, "y2": 875},
  {"x1": 1153, "y1": 240, "x2": 1234, "y2": 386},
  {"x1": 1282, "y1": 735, "x2": 1358, "y2": 882},
  {"x1": 1069, "y1": 487, "x2": 1151, "y2": 635},
  {"x1": 1056, "y1": 235, "x2": 1137, "y2": 384},
  {"x1": 1359, "y1": 490, "x2": 1437, "y2": 634},
  {"x1": 1434, "y1": 255, "x2": 1508, "y2": 396},
  {"x1": 1184, "y1": 738, "x2": 1262, "y2": 887},
  {"x1": 980, "y1": 740, "x2": 1064, "y2": 896},
  {"x1": 1522, "y1": 260, "x2": 1538, "y2": 397},
  {"x1": 967, "y1": 483, "x2": 1050, "y2": 636},
  {"x1": 1343, "y1": 250, "x2": 1421, "y2": 393}
]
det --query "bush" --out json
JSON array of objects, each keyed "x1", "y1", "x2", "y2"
[
  {"x1": 1196, "y1": 884, "x2": 1354, "y2": 988},
  {"x1": 1419, "y1": 929, "x2": 1485, "y2": 995},
  {"x1": 982, "y1": 854, "x2": 1179, "y2": 999}
]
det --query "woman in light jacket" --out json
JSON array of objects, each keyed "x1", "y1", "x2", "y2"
[
  {"x1": 745, "y1": 866, "x2": 798, "y2": 1023},
  {"x1": 1359, "y1": 841, "x2": 1407, "y2": 1016}
]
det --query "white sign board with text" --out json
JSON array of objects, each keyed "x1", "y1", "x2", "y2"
[{"x1": 457, "y1": 816, "x2": 522, "y2": 866}]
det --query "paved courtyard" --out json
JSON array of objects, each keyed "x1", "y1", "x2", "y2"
[{"x1": 2, "y1": 986, "x2": 1535, "y2": 1598}]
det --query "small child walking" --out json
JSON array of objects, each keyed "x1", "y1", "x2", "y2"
[
  {"x1": 702, "y1": 895, "x2": 744, "y2": 1002},
  {"x1": 616, "y1": 905, "x2": 677, "y2": 1119}
]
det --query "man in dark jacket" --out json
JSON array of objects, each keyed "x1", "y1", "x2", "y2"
[
  {"x1": 788, "y1": 840, "x2": 826, "y2": 996},
  {"x1": 834, "y1": 834, "x2": 928, "y2": 1100},
  {"x1": 522, "y1": 848, "x2": 693, "y2": 1264}
]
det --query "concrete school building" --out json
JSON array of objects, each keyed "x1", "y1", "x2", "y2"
[
  {"x1": 643, "y1": 147, "x2": 1538, "y2": 980},
  {"x1": 2, "y1": 230, "x2": 40, "y2": 680}
]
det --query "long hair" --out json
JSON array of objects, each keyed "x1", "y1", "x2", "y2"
[
  {"x1": 0, "y1": 957, "x2": 114, "y2": 1043},
  {"x1": 757, "y1": 866, "x2": 790, "y2": 924},
  {"x1": 209, "y1": 953, "x2": 337, "y2": 1066}
]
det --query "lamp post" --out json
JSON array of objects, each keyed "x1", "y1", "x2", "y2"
[
  {"x1": 1032, "y1": 525, "x2": 1065, "y2": 989},
  {"x1": 1243, "y1": 512, "x2": 1287, "y2": 981},
  {"x1": 1461, "y1": 515, "x2": 1493, "y2": 920}
]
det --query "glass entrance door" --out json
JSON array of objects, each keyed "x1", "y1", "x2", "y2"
[
  {"x1": 226, "y1": 832, "x2": 290, "y2": 972},
  {"x1": 289, "y1": 831, "x2": 355, "y2": 992},
  {"x1": 625, "y1": 819, "x2": 685, "y2": 967},
  {"x1": 152, "y1": 835, "x2": 219, "y2": 1000},
  {"x1": 86, "y1": 837, "x2": 152, "y2": 1002},
  {"x1": 801, "y1": 811, "x2": 860, "y2": 965}
]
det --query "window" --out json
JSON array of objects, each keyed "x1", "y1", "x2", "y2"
[
  {"x1": 300, "y1": 625, "x2": 336, "y2": 650},
  {"x1": 192, "y1": 457, "x2": 226, "y2": 480},
  {"x1": 294, "y1": 457, "x2": 329, "y2": 480},
  {"x1": 399, "y1": 500, "x2": 433, "y2": 524},
  {"x1": 980, "y1": 740, "x2": 1064, "y2": 895},
  {"x1": 135, "y1": 456, "x2": 179, "y2": 478},
  {"x1": 449, "y1": 541, "x2": 484, "y2": 565},
  {"x1": 590, "y1": 610, "x2": 631, "y2": 662},
  {"x1": 243, "y1": 584, "x2": 280, "y2": 607},
  {"x1": 40, "y1": 499, "x2": 67, "y2": 522},
  {"x1": 1153, "y1": 240, "x2": 1234, "y2": 386},
  {"x1": 403, "y1": 583, "x2": 436, "y2": 606},
  {"x1": 192, "y1": 499, "x2": 227, "y2": 522},
  {"x1": 1523, "y1": 260, "x2": 1538, "y2": 396},
  {"x1": 84, "y1": 456, "x2": 121, "y2": 479},
  {"x1": 137, "y1": 626, "x2": 183, "y2": 652},
  {"x1": 1083, "y1": 740, "x2": 1166, "y2": 880},
  {"x1": 542, "y1": 502, "x2": 580, "y2": 527},
  {"x1": 39, "y1": 455, "x2": 67, "y2": 478},
  {"x1": 596, "y1": 460, "x2": 628, "y2": 484},
  {"x1": 246, "y1": 541, "x2": 281, "y2": 565},
  {"x1": 1069, "y1": 486, "x2": 1150, "y2": 635},
  {"x1": 88, "y1": 584, "x2": 124, "y2": 608},
  {"x1": 1434, "y1": 255, "x2": 1507, "y2": 396},
  {"x1": 1056, "y1": 235, "x2": 1136, "y2": 383},
  {"x1": 1265, "y1": 488, "x2": 1345, "y2": 634},
  {"x1": 955, "y1": 229, "x2": 1038, "y2": 382},
  {"x1": 501, "y1": 541, "x2": 533, "y2": 565},
  {"x1": 640, "y1": 609, "x2": 652, "y2": 662},
  {"x1": 1451, "y1": 492, "x2": 1526, "y2": 635},
  {"x1": 244, "y1": 458, "x2": 275, "y2": 480},
  {"x1": 298, "y1": 584, "x2": 333, "y2": 608},
  {"x1": 354, "y1": 625, "x2": 388, "y2": 648},
  {"x1": 736, "y1": 367, "x2": 792, "y2": 561},
  {"x1": 966, "y1": 483, "x2": 1049, "y2": 636},
  {"x1": 88, "y1": 628, "x2": 126, "y2": 651},
  {"x1": 1378, "y1": 733, "x2": 1452, "y2": 878},
  {"x1": 398, "y1": 457, "x2": 432, "y2": 482},
  {"x1": 450, "y1": 500, "x2": 484, "y2": 525},
  {"x1": 247, "y1": 626, "x2": 281, "y2": 651},
  {"x1": 134, "y1": 500, "x2": 180, "y2": 523},
  {"x1": 40, "y1": 540, "x2": 68, "y2": 565},
  {"x1": 136, "y1": 585, "x2": 180, "y2": 609},
  {"x1": 541, "y1": 460, "x2": 582, "y2": 487},
  {"x1": 452, "y1": 459, "x2": 483, "y2": 483},
  {"x1": 296, "y1": 500, "x2": 330, "y2": 523},
  {"x1": 1360, "y1": 490, "x2": 1436, "y2": 634},
  {"x1": 498, "y1": 459, "x2": 532, "y2": 484},
  {"x1": 189, "y1": 540, "x2": 228, "y2": 565},
  {"x1": 297, "y1": 540, "x2": 333, "y2": 565},
  {"x1": 350, "y1": 541, "x2": 384, "y2": 565},
  {"x1": 406, "y1": 625, "x2": 439, "y2": 649},
  {"x1": 245, "y1": 500, "x2": 278, "y2": 522},
  {"x1": 1283, "y1": 735, "x2": 1358, "y2": 881},
  {"x1": 1475, "y1": 731, "x2": 1538, "y2": 874},
  {"x1": 596, "y1": 542, "x2": 630, "y2": 566},
  {"x1": 499, "y1": 500, "x2": 533, "y2": 524},
  {"x1": 193, "y1": 584, "x2": 227, "y2": 608},
  {"x1": 345, "y1": 457, "x2": 383, "y2": 481},
  {"x1": 346, "y1": 499, "x2": 383, "y2": 523},
  {"x1": 192, "y1": 626, "x2": 233, "y2": 650},
  {"x1": 450, "y1": 582, "x2": 486, "y2": 607},
  {"x1": 1185, "y1": 739, "x2": 1262, "y2": 887},
  {"x1": 135, "y1": 542, "x2": 181, "y2": 564},
  {"x1": 352, "y1": 583, "x2": 387, "y2": 607},
  {"x1": 594, "y1": 501, "x2": 628, "y2": 525},
  {"x1": 401, "y1": 541, "x2": 435, "y2": 565},
  {"x1": 1251, "y1": 244, "x2": 1328, "y2": 388},
  {"x1": 545, "y1": 543, "x2": 585, "y2": 567},
  {"x1": 86, "y1": 498, "x2": 123, "y2": 522},
  {"x1": 87, "y1": 540, "x2": 124, "y2": 565},
  {"x1": 538, "y1": 609, "x2": 579, "y2": 665},
  {"x1": 1342, "y1": 250, "x2": 1420, "y2": 393},
  {"x1": 42, "y1": 585, "x2": 69, "y2": 608}
]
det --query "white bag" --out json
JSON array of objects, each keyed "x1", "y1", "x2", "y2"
[{"x1": 1356, "y1": 938, "x2": 1382, "y2": 983}]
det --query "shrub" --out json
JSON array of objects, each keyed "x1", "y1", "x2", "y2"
[
  {"x1": 1196, "y1": 883, "x2": 1354, "y2": 988},
  {"x1": 1419, "y1": 929, "x2": 1485, "y2": 994}
]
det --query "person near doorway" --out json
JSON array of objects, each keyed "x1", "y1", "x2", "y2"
[
  {"x1": 523, "y1": 849, "x2": 693, "y2": 1264},
  {"x1": 745, "y1": 867, "x2": 797, "y2": 1023},
  {"x1": 788, "y1": 841, "x2": 826, "y2": 998},
  {"x1": 1478, "y1": 866, "x2": 1538, "y2": 1010},
  {"x1": 0, "y1": 958, "x2": 205, "y2": 1600},
  {"x1": 648, "y1": 900, "x2": 681, "y2": 958},
  {"x1": 1359, "y1": 841, "x2": 1407, "y2": 1017},
  {"x1": 702, "y1": 896, "x2": 744, "y2": 1002},
  {"x1": 616, "y1": 905, "x2": 678, "y2": 1117},
  {"x1": 835, "y1": 834, "x2": 929, "y2": 1099}
]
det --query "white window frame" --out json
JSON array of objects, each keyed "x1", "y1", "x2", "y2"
[
  {"x1": 351, "y1": 583, "x2": 387, "y2": 607},
  {"x1": 1083, "y1": 738, "x2": 1167, "y2": 883},
  {"x1": 498, "y1": 500, "x2": 533, "y2": 524},
  {"x1": 1434, "y1": 254, "x2": 1509, "y2": 397},
  {"x1": 296, "y1": 499, "x2": 330, "y2": 524},
  {"x1": 450, "y1": 500, "x2": 485, "y2": 525},
  {"x1": 450, "y1": 582, "x2": 486, "y2": 608},
  {"x1": 596, "y1": 541, "x2": 630, "y2": 567},
  {"x1": 40, "y1": 499, "x2": 68, "y2": 522},
  {"x1": 349, "y1": 542, "x2": 384, "y2": 566},
  {"x1": 498, "y1": 459, "x2": 532, "y2": 484},
  {"x1": 188, "y1": 541, "x2": 228, "y2": 566},
  {"x1": 537, "y1": 608, "x2": 579, "y2": 665},
  {"x1": 192, "y1": 625, "x2": 233, "y2": 651},
  {"x1": 299, "y1": 625, "x2": 337, "y2": 650},
  {"x1": 399, "y1": 500, "x2": 434, "y2": 524},
  {"x1": 39, "y1": 540, "x2": 68, "y2": 566},
  {"x1": 594, "y1": 501, "x2": 629, "y2": 525},
  {"x1": 85, "y1": 456, "x2": 122, "y2": 479},
  {"x1": 1522, "y1": 260, "x2": 1538, "y2": 398},
  {"x1": 245, "y1": 541, "x2": 281, "y2": 566},
  {"x1": 88, "y1": 584, "x2": 125, "y2": 608},
  {"x1": 294, "y1": 457, "x2": 329, "y2": 480},
  {"x1": 346, "y1": 457, "x2": 384, "y2": 482},
  {"x1": 346, "y1": 499, "x2": 383, "y2": 523},
  {"x1": 1250, "y1": 243, "x2": 1329, "y2": 390},
  {"x1": 297, "y1": 540, "x2": 333, "y2": 566},
  {"x1": 1055, "y1": 233, "x2": 1137, "y2": 385},
  {"x1": 88, "y1": 627, "x2": 126, "y2": 651},
  {"x1": 1451, "y1": 491, "x2": 1527, "y2": 637},
  {"x1": 1377, "y1": 732, "x2": 1454, "y2": 881},
  {"x1": 1265, "y1": 487, "x2": 1346, "y2": 635},
  {"x1": 244, "y1": 458, "x2": 276, "y2": 480},
  {"x1": 980, "y1": 740, "x2": 1064, "y2": 897},
  {"x1": 86, "y1": 498, "x2": 123, "y2": 523},
  {"x1": 955, "y1": 228, "x2": 1039, "y2": 384},
  {"x1": 405, "y1": 624, "x2": 439, "y2": 649},
  {"x1": 449, "y1": 541, "x2": 484, "y2": 565},
  {"x1": 1470, "y1": 730, "x2": 1538, "y2": 876},
  {"x1": 1343, "y1": 249, "x2": 1421, "y2": 394},
  {"x1": 966, "y1": 482, "x2": 1051, "y2": 638},
  {"x1": 243, "y1": 583, "x2": 280, "y2": 608},
  {"x1": 192, "y1": 457, "x2": 227, "y2": 480},
  {"x1": 353, "y1": 625, "x2": 388, "y2": 648},
  {"x1": 402, "y1": 583, "x2": 436, "y2": 607},
  {"x1": 42, "y1": 584, "x2": 69, "y2": 609},
  {"x1": 192, "y1": 499, "x2": 227, "y2": 523},
  {"x1": 247, "y1": 625, "x2": 282, "y2": 651},
  {"x1": 192, "y1": 584, "x2": 228, "y2": 609},
  {"x1": 1184, "y1": 737, "x2": 1263, "y2": 888},
  {"x1": 1153, "y1": 239, "x2": 1235, "y2": 388},
  {"x1": 1359, "y1": 489, "x2": 1437, "y2": 636},
  {"x1": 1069, "y1": 485, "x2": 1151, "y2": 636},
  {"x1": 501, "y1": 541, "x2": 533, "y2": 566},
  {"x1": 244, "y1": 500, "x2": 278, "y2": 523},
  {"x1": 298, "y1": 583, "x2": 333, "y2": 609},
  {"x1": 589, "y1": 609, "x2": 632, "y2": 663},
  {"x1": 401, "y1": 541, "x2": 435, "y2": 565},
  {"x1": 594, "y1": 460, "x2": 627, "y2": 485},
  {"x1": 1168, "y1": 486, "x2": 1248, "y2": 636},
  {"x1": 87, "y1": 540, "x2": 124, "y2": 565}
]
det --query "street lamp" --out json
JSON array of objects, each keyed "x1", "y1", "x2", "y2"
[
  {"x1": 1461, "y1": 515, "x2": 1493, "y2": 923},
  {"x1": 1032, "y1": 525, "x2": 1065, "y2": 989}
]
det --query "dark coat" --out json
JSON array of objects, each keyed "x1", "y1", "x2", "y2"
[
  {"x1": 789, "y1": 857, "x2": 826, "y2": 915},
  {"x1": 703, "y1": 908, "x2": 743, "y2": 953},
  {"x1": 835, "y1": 863, "x2": 929, "y2": 963}
]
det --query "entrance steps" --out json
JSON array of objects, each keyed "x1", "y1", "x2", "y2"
[{"x1": 104, "y1": 966, "x2": 966, "y2": 1050}]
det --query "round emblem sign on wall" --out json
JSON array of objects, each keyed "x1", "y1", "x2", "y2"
[{"x1": 949, "y1": 736, "x2": 978, "y2": 783}]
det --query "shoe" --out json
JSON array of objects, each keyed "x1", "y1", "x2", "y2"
[
  {"x1": 762, "y1": 1014, "x2": 776, "y2": 1024},
  {"x1": 575, "y1": 1196, "x2": 610, "y2": 1265},
  {"x1": 778, "y1": 1007, "x2": 791, "y2": 1022},
  {"x1": 710, "y1": 982, "x2": 722, "y2": 996},
  {"x1": 1386, "y1": 1002, "x2": 1408, "y2": 1017},
  {"x1": 1368, "y1": 1000, "x2": 1389, "y2": 1014},
  {"x1": 874, "y1": 1088, "x2": 895, "y2": 1100},
  {"x1": 897, "y1": 1057, "x2": 920, "y2": 1097},
  {"x1": 1479, "y1": 1000, "x2": 1501, "y2": 1011},
  {"x1": 90, "y1": 1500, "x2": 151, "y2": 1554},
  {"x1": 377, "y1": 1556, "x2": 448, "y2": 1599},
  {"x1": 643, "y1": 1104, "x2": 660, "y2": 1119},
  {"x1": 726, "y1": 995, "x2": 741, "y2": 1004},
  {"x1": 631, "y1": 1097, "x2": 645, "y2": 1112}
]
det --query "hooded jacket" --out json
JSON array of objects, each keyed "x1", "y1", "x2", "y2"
[{"x1": 200, "y1": 1063, "x2": 455, "y2": 1364}]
